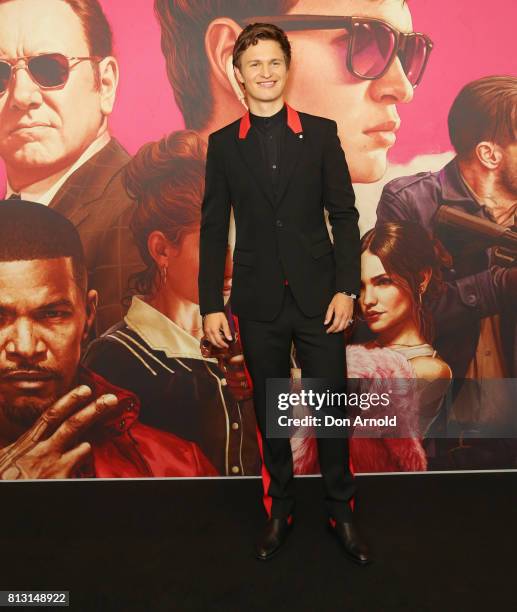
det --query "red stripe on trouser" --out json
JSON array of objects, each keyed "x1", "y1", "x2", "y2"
[
  {"x1": 234, "y1": 313, "x2": 273, "y2": 517},
  {"x1": 255, "y1": 425, "x2": 273, "y2": 517},
  {"x1": 255, "y1": 426, "x2": 293, "y2": 524},
  {"x1": 234, "y1": 312, "x2": 294, "y2": 522}
]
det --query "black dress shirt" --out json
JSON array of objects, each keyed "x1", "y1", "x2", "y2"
[{"x1": 249, "y1": 104, "x2": 287, "y2": 196}]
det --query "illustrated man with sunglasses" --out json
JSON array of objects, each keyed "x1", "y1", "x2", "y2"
[
  {"x1": 155, "y1": 0, "x2": 430, "y2": 185},
  {"x1": 0, "y1": 0, "x2": 142, "y2": 335}
]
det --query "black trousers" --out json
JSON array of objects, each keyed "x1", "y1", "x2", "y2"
[{"x1": 237, "y1": 285, "x2": 356, "y2": 522}]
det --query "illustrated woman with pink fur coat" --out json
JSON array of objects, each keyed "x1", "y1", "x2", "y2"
[{"x1": 292, "y1": 222, "x2": 452, "y2": 473}]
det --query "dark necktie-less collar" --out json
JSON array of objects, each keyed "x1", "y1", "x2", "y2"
[{"x1": 249, "y1": 104, "x2": 287, "y2": 132}]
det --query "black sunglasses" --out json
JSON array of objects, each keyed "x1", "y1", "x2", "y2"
[
  {"x1": 239, "y1": 15, "x2": 434, "y2": 88},
  {"x1": 0, "y1": 53, "x2": 101, "y2": 95}
]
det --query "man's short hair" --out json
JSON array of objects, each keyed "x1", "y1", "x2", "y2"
[
  {"x1": 0, "y1": 0, "x2": 113, "y2": 89},
  {"x1": 154, "y1": 0, "x2": 297, "y2": 130},
  {"x1": 448, "y1": 75, "x2": 517, "y2": 158},
  {"x1": 0, "y1": 201, "x2": 88, "y2": 295},
  {"x1": 0, "y1": 0, "x2": 112, "y2": 56},
  {"x1": 233, "y1": 22, "x2": 291, "y2": 69}
]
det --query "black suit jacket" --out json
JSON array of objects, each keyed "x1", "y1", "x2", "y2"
[
  {"x1": 199, "y1": 104, "x2": 360, "y2": 321},
  {"x1": 50, "y1": 138, "x2": 142, "y2": 334}
]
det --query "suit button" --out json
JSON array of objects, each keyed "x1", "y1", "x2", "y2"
[{"x1": 276, "y1": 220, "x2": 283, "y2": 228}]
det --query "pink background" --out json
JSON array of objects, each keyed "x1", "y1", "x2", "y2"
[{"x1": 1, "y1": 0, "x2": 516, "y2": 191}]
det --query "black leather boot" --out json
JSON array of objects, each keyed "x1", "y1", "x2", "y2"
[
  {"x1": 329, "y1": 520, "x2": 371, "y2": 565},
  {"x1": 255, "y1": 517, "x2": 292, "y2": 561}
]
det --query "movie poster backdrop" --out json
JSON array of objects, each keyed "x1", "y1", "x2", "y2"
[{"x1": 0, "y1": 0, "x2": 515, "y2": 479}]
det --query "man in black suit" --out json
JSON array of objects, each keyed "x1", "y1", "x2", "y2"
[{"x1": 199, "y1": 23, "x2": 369, "y2": 563}]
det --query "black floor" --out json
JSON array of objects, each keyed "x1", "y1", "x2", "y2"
[{"x1": 1, "y1": 473, "x2": 516, "y2": 611}]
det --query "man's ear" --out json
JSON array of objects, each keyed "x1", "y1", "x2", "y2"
[
  {"x1": 98, "y1": 56, "x2": 119, "y2": 116},
  {"x1": 83, "y1": 289, "x2": 98, "y2": 341},
  {"x1": 205, "y1": 18, "x2": 244, "y2": 96},
  {"x1": 475, "y1": 141, "x2": 503, "y2": 171},
  {"x1": 226, "y1": 56, "x2": 247, "y2": 107}
]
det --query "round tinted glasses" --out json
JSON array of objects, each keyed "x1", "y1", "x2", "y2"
[
  {"x1": 239, "y1": 15, "x2": 434, "y2": 88},
  {"x1": 0, "y1": 53, "x2": 100, "y2": 95}
]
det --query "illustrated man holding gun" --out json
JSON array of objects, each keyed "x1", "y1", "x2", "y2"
[
  {"x1": 376, "y1": 76, "x2": 517, "y2": 467},
  {"x1": 199, "y1": 24, "x2": 368, "y2": 563},
  {"x1": 377, "y1": 76, "x2": 517, "y2": 382}
]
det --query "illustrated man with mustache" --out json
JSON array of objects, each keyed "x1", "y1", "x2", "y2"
[{"x1": 0, "y1": 200, "x2": 216, "y2": 479}]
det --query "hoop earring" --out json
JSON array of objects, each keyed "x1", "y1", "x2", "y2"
[
  {"x1": 418, "y1": 281, "x2": 428, "y2": 300},
  {"x1": 161, "y1": 265, "x2": 168, "y2": 287},
  {"x1": 417, "y1": 286, "x2": 427, "y2": 336}
]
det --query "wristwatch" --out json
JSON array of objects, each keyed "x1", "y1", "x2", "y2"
[{"x1": 341, "y1": 291, "x2": 357, "y2": 299}]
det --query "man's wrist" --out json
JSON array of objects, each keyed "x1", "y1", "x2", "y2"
[
  {"x1": 202, "y1": 310, "x2": 225, "y2": 317},
  {"x1": 339, "y1": 290, "x2": 357, "y2": 299}
]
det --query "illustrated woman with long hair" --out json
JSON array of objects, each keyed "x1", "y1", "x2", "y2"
[
  {"x1": 83, "y1": 131, "x2": 259, "y2": 476},
  {"x1": 357, "y1": 222, "x2": 451, "y2": 377},
  {"x1": 293, "y1": 221, "x2": 452, "y2": 473},
  {"x1": 347, "y1": 221, "x2": 452, "y2": 472}
]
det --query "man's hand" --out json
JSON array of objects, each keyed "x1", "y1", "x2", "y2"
[
  {"x1": 203, "y1": 312, "x2": 233, "y2": 349},
  {"x1": 0, "y1": 385, "x2": 119, "y2": 480},
  {"x1": 324, "y1": 293, "x2": 354, "y2": 333}
]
